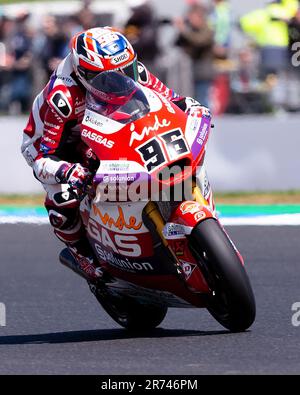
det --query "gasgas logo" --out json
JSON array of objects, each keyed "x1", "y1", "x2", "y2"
[
  {"x1": 81, "y1": 128, "x2": 114, "y2": 149},
  {"x1": 88, "y1": 217, "x2": 142, "y2": 257}
]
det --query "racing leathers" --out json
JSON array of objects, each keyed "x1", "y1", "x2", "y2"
[{"x1": 21, "y1": 53, "x2": 213, "y2": 281}]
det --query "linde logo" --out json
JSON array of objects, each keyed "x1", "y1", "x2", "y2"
[{"x1": 111, "y1": 52, "x2": 130, "y2": 66}]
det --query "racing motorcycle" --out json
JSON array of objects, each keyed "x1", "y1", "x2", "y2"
[{"x1": 60, "y1": 71, "x2": 256, "y2": 332}]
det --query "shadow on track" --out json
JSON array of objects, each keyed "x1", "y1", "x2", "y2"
[{"x1": 0, "y1": 328, "x2": 231, "y2": 345}]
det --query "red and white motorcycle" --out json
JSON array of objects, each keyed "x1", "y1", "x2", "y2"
[{"x1": 60, "y1": 71, "x2": 256, "y2": 332}]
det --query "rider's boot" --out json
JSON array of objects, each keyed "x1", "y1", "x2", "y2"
[{"x1": 63, "y1": 238, "x2": 103, "y2": 283}]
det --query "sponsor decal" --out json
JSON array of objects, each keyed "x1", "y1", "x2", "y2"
[
  {"x1": 57, "y1": 76, "x2": 73, "y2": 86},
  {"x1": 163, "y1": 223, "x2": 186, "y2": 239},
  {"x1": 101, "y1": 162, "x2": 130, "y2": 172},
  {"x1": 129, "y1": 115, "x2": 171, "y2": 146},
  {"x1": 111, "y1": 51, "x2": 130, "y2": 65},
  {"x1": 89, "y1": 219, "x2": 142, "y2": 257},
  {"x1": 196, "y1": 122, "x2": 209, "y2": 146},
  {"x1": 81, "y1": 128, "x2": 114, "y2": 149},
  {"x1": 201, "y1": 175, "x2": 211, "y2": 200},
  {"x1": 43, "y1": 136, "x2": 56, "y2": 145},
  {"x1": 44, "y1": 121, "x2": 60, "y2": 130},
  {"x1": 23, "y1": 149, "x2": 35, "y2": 166},
  {"x1": 88, "y1": 217, "x2": 153, "y2": 257},
  {"x1": 53, "y1": 190, "x2": 77, "y2": 206},
  {"x1": 44, "y1": 129, "x2": 58, "y2": 137},
  {"x1": 94, "y1": 243, "x2": 154, "y2": 273},
  {"x1": 194, "y1": 211, "x2": 206, "y2": 222},
  {"x1": 180, "y1": 260, "x2": 197, "y2": 280},
  {"x1": 102, "y1": 174, "x2": 136, "y2": 183},
  {"x1": 138, "y1": 62, "x2": 149, "y2": 84},
  {"x1": 180, "y1": 202, "x2": 203, "y2": 215},
  {"x1": 92, "y1": 205, "x2": 143, "y2": 233},
  {"x1": 49, "y1": 91, "x2": 72, "y2": 118},
  {"x1": 84, "y1": 114, "x2": 104, "y2": 128},
  {"x1": 40, "y1": 144, "x2": 51, "y2": 155},
  {"x1": 50, "y1": 108, "x2": 64, "y2": 124}
]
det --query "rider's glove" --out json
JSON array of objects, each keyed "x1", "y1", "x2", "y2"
[
  {"x1": 185, "y1": 98, "x2": 211, "y2": 118},
  {"x1": 174, "y1": 97, "x2": 211, "y2": 118},
  {"x1": 55, "y1": 163, "x2": 92, "y2": 191}
]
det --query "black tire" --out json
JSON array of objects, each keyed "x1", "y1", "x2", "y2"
[
  {"x1": 92, "y1": 287, "x2": 168, "y2": 331},
  {"x1": 189, "y1": 219, "x2": 256, "y2": 332}
]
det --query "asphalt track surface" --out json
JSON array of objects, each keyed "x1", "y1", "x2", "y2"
[{"x1": 0, "y1": 224, "x2": 300, "y2": 375}]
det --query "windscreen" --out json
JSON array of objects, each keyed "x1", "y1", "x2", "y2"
[{"x1": 85, "y1": 71, "x2": 150, "y2": 124}]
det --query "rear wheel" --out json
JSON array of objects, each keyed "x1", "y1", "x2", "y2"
[
  {"x1": 91, "y1": 286, "x2": 168, "y2": 331},
  {"x1": 189, "y1": 219, "x2": 256, "y2": 332}
]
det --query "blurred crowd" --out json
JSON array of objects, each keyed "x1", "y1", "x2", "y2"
[{"x1": 1, "y1": 0, "x2": 300, "y2": 115}]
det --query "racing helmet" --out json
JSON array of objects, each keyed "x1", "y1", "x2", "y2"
[{"x1": 70, "y1": 27, "x2": 139, "y2": 92}]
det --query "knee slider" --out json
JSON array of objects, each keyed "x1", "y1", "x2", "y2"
[
  {"x1": 48, "y1": 208, "x2": 81, "y2": 231},
  {"x1": 48, "y1": 210, "x2": 68, "y2": 230}
]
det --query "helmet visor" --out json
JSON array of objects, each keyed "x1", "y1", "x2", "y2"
[
  {"x1": 87, "y1": 70, "x2": 138, "y2": 106},
  {"x1": 78, "y1": 66, "x2": 100, "y2": 82}
]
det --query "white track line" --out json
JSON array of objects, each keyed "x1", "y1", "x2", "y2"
[
  {"x1": 220, "y1": 214, "x2": 300, "y2": 226},
  {"x1": 1, "y1": 214, "x2": 300, "y2": 226},
  {"x1": 0, "y1": 216, "x2": 49, "y2": 225}
]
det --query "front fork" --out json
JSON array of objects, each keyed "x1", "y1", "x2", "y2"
[
  {"x1": 144, "y1": 172, "x2": 215, "y2": 291},
  {"x1": 144, "y1": 168, "x2": 215, "y2": 245}
]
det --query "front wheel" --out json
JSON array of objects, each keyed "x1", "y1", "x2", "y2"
[
  {"x1": 91, "y1": 286, "x2": 168, "y2": 332},
  {"x1": 189, "y1": 219, "x2": 256, "y2": 332}
]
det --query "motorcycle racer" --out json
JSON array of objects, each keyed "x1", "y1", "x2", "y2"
[{"x1": 21, "y1": 27, "x2": 212, "y2": 283}]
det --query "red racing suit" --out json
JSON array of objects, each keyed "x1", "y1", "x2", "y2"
[{"x1": 21, "y1": 53, "x2": 184, "y2": 245}]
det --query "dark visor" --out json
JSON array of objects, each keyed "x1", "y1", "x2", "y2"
[
  {"x1": 78, "y1": 67, "x2": 99, "y2": 82},
  {"x1": 78, "y1": 57, "x2": 139, "y2": 83}
]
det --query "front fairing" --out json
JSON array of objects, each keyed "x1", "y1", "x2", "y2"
[{"x1": 80, "y1": 72, "x2": 212, "y2": 193}]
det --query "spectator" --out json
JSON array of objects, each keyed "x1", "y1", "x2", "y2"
[
  {"x1": 211, "y1": 0, "x2": 231, "y2": 60},
  {"x1": 287, "y1": 6, "x2": 300, "y2": 110},
  {"x1": 124, "y1": 0, "x2": 160, "y2": 73},
  {"x1": 75, "y1": 0, "x2": 97, "y2": 30},
  {"x1": 288, "y1": 5, "x2": 300, "y2": 56},
  {"x1": 7, "y1": 11, "x2": 34, "y2": 113},
  {"x1": 240, "y1": 1, "x2": 296, "y2": 78},
  {"x1": 36, "y1": 15, "x2": 69, "y2": 79},
  {"x1": 175, "y1": 3, "x2": 215, "y2": 107}
]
